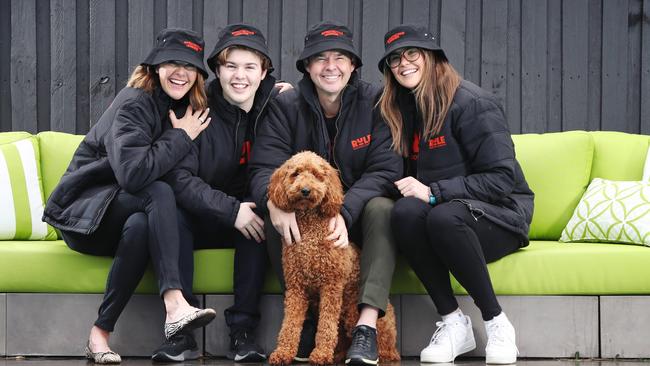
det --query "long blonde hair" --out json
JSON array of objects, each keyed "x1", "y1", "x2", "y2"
[
  {"x1": 378, "y1": 50, "x2": 460, "y2": 156},
  {"x1": 127, "y1": 65, "x2": 208, "y2": 110}
]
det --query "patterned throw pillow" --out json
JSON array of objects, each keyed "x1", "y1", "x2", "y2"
[
  {"x1": 0, "y1": 137, "x2": 57, "y2": 240},
  {"x1": 560, "y1": 178, "x2": 650, "y2": 246}
]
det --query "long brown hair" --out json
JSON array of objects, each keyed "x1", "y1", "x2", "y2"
[
  {"x1": 126, "y1": 65, "x2": 208, "y2": 110},
  {"x1": 378, "y1": 50, "x2": 460, "y2": 156}
]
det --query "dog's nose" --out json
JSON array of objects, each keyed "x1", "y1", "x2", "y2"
[{"x1": 301, "y1": 187, "x2": 311, "y2": 197}]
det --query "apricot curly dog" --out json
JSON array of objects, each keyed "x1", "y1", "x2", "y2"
[{"x1": 267, "y1": 151, "x2": 400, "y2": 365}]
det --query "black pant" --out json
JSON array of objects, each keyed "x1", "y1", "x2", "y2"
[
  {"x1": 391, "y1": 198, "x2": 521, "y2": 321},
  {"x1": 61, "y1": 181, "x2": 183, "y2": 332},
  {"x1": 178, "y1": 208, "x2": 268, "y2": 332}
]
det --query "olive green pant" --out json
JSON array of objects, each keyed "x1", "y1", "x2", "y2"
[{"x1": 265, "y1": 196, "x2": 397, "y2": 315}]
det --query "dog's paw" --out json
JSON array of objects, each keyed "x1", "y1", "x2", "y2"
[
  {"x1": 269, "y1": 349, "x2": 295, "y2": 365},
  {"x1": 309, "y1": 348, "x2": 335, "y2": 365}
]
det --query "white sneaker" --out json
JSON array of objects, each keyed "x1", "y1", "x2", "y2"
[
  {"x1": 420, "y1": 315, "x2": 476, "y2": 363},
  {"x1": 485, "y1": 313, "x2": 518, "y2": 364}
]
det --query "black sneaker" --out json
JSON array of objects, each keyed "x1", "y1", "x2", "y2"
[
  {"x1": 294, "y1": 316, "x2": 317, "y2": 362},
  {"x1": 152, "y1": 333, "x2": 200, "y2": 362},
  {"x1": 227, "y1": 328, "x2": 266, "y2": 363},
  {"x1": 345, "y1": 325, "x2": 378, "y2": 365}
]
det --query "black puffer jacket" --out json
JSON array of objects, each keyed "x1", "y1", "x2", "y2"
[
  {"x1": 43, "y1": 87, "x2": 193, "y2": 234},
  {"x1": 402, "y1": 80, "x2": 534, "y2": 243},
  {"x1": 163, "y1": 75, "x2": 278, "y2": 227},
  {"x1": 249, "y1": 73, "x2": 402, "y2": 228}
]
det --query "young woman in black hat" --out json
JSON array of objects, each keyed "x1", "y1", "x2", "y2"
[
  {"x1": 377, "y1": 24, "x2": 534, "y2": 364},
  {"x1": 43, "y1": 28, "x2": 216, "y2": 364},
  {"x1": 159, "y1": 23, "x2": 284, "y2": 363}
]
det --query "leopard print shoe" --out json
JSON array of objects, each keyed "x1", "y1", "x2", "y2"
[
  {"x1": 164, "y1": 308, "x2": 217, "y2": 339},
  {"x1": 85, "y1": 342, "x2": 121, "y2": 364}
]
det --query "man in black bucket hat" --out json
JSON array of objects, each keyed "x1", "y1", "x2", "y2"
[
  {"x1": 249, "y1": 20, "x2": 402, "y2": 365},
  {"x1": 156, "y1": 23, "x2": 285, "y2": 363}
]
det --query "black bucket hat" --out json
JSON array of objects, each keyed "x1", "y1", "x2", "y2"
[
  {"x1": 296, "y1": 21, "x2": 362, "y2": 74},
  {"x1": 207, "y1": 23, "x2": 274, "y2": 74},
  {"x1": 142, "y1": 28, "x2": 208, "y2": 78},
  {"x1": 377, "y1": 24, "x2": 447, "y2": 72}
]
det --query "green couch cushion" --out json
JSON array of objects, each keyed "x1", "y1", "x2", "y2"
[
  {"x1": 512, "y1": 131, "x2": 594, "y2": 240},
  {"x1": 4, "y1": 240, "x2": 650, "y2": 295},
  {"x1": 0, "y1": 131, "x2": 33, "y2": 144},
  {"x1": 392, "y1": 240, "x2": 650, "y2": 295},
  {"x1": 590, "y1": 131, "x2": 649, "y2": 181},
  {"x1": 37, "y1": 131, "x2": 84, "y2": 201},
  {"x1": 0, "y1": 137, "x2": 57, "y2": 240}
]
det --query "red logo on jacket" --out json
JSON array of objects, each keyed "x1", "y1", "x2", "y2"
[
  {"x1": 183, "y1": 41, "x2": 202, "y2": 52},
  {"x1": 428, "y1": 136, "x2": 447, "y2": 149},
  {"x1": 351, "y1": 134, "x2": 371, "y2": 150},
  {"x1": 240, "y1": 141, "x2": 251, "y2": 165},
  {"x1": 232, "y1": 29, "x2": 255, "y2": 36}
]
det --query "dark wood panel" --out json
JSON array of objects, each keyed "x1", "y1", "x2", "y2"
[
  {"x1": 75, "y1": 0, "x2": 90, "y2": 134},
  {"x1": 307, "y1": 0, "x2": 322, "y2": 26},
  {"x1": 10, "y1": 0, "x2": 38, "y2": 133},
  {"x1": 323, "y1": 0, "x2": 349, "y2": 25},
  {"x1": 587, "y1": 0, "x2": 602, "y2": 131},
  {"x1": 440, "y1": 0, "x2": 466, "y2": 76},
  {"x1": 281, "y1": 0, "x2": 309, "y2": 84},
  {"x1": 0, "y1": 0, "x2": 11, "y2": 132},
  {"x1": 403, "y1": 0, "x2": 429, "y2": 27},
  {"x1": 562, "y1": 0, "x2": 589, "y2": 131},
  {"x1": 89, "y1": 0, "x2": 116, "y2": 127},
  {"x1": 626, "y1": 0, "x2": 643, "y2": 133},
  {"x1": 361, "y1": 0, "x2": 389, "y2": 84},
  {"x1": 128, "y1": 0, "x2": 154, "y2": 69},
  {"x1": 428, "y1": 0, "x2": 441, "y2": 41},
  {"x1": 267, "y1": 0, "x2": 282, "y2": 79},
  {"x1": 229, "y1": 0, "x2": 243, "y2": 22},
  {"x1": 521, "y1": 0, "x2": 547, "y2": 133},
  {"x1": 481, "y1": 0, "x2": 507, "y2": 107},
  {"x1": 193, "y1": 0, "x2": 204, "y2": 33},
  {"x1": 601, "y1": 0, "x2": 629, "y2": 131},
  {"x1": 167, "y1": 0, "x2": 193, "y2": 29},
  {"x1": 388, "y1": 0, "x2": 401, "y2": 29},
  {"x1": 547, "y1": 0, "x2": 562, "y2": 132},
  {"x1": 506, "y1": 0, "x2": 521, "y2": 133},
  {"x1": 50, "y1": 0, "x2": 77, "y2": 133},
  {"x1": 115, "y1": 0, "x2": 129, "y2": 92},
  {"x1": 243, "y1": 0, "x2": 269, "y2": 35},
  {"x1": 36, "y1": 0, "x2": 51, "y2": 133},
  {"x1": 642, "y1": 0, "x2": 650, "y2": 134},
  {"x1": 463, "y1": 0, "x2": 481, "y2": 85},
  {"x1": 202, "y1": 0, "x2": 228, "y2": 82},
  {"x1": 153, "y1": 0, "x2": 167, "y2": 35}
]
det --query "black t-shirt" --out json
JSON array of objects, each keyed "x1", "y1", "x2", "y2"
[
  {"x1": 325, "y1": 115, "x2": 338, "y2": 168},
  {"x1": 229, "y1": 112, "x2": 253, "y2": 200}
]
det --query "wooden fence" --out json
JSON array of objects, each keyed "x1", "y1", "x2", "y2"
[{"x1": 0, "y1": 0, "x2": 648, "y2": 135}]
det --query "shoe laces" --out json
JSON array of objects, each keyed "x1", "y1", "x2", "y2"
[
  {"x1": 430, "y1": 321, "x2": 453, "y2": 346},
  {"x1": 486, "y1": 322, "x2": 519, "y2": 354},
  {"x1": 351, "y1": 327, "x2": 373, "y2": 351},
  {"x1": 232, "y1": 329, "x2": 254, "y2": 347}
]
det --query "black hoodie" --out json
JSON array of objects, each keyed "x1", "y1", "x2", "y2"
[
  {"x1": 163, "y1": 75, "x2": 278, "y2": 227},
  {"x1": 249, "y1": 73, "x2": 402, "y2": 228}
]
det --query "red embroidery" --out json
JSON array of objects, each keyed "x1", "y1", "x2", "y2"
[
  {"x1": 183, "y1": 41, "x2": 202, "y2": 52},
  {"x1": 239, "y1": 141, "x2": 251, "y2": 165},
  {"x1": 386, "y1": 31, "x2": 405, "y2": 44},
  {"x1": 428, "y1": 136, "x2": 447, "y2": 149},
  {"x1": 410, "y1": 132, "x2": 420, "y2": 160},
  {"x1": 232, "y1": 29, "x2": 255, "y2": 36},
  {"x1": 321, "y1": 29, "x2": 344, "y2": 37},
  {"x1": 351, "y1": 134, "x2": 371, "y2": 150}
]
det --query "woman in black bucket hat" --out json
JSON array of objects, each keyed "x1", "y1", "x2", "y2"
[
  {"x1": 43, "y1": 28, "x2": 217, "y2": 364},
  {"x1": 378, "y1": 24, "x2": 534, "y2": 364}
]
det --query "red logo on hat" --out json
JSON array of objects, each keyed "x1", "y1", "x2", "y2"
[
  {"x1": 183, "y1": 41, "x2": 202, "y2": 52},
  {"x1": 232, "y1": 29, "x2": 256, "y2": 36},
  {"x1": 386, "y1": 31, "x2": 405, "y2": 44},
  {"x1": 321, "y1": 29, "x2": 344, "y2": 37}
]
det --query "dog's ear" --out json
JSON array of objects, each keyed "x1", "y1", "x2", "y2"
[
  {"x1": 320, "y1": 165, "x2": 344, "y2": 218},
  {"x1": 269, "y1": 165, "x2": 290, "y2": 211}
]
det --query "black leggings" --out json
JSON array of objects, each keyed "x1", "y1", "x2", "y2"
[
  {"x1": 177, "y1": 208, "x2": 268, "y2": 332},
  {"x1": 61, "y1": 181, "x2": 183, "y2": 332},
  {"x1": 391, "y1": 198, "x2": 521, "y2": 321}
]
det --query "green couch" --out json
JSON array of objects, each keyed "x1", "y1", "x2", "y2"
[{"x1": 0, "y1": 130, "x2": 649, "y2": 358}]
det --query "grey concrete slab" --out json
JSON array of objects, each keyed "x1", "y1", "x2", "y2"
[
  {"x1": 205, "y1": 294, "x2": 284, "y2": 357},
  {"x1": 6, "y1": 293, "x2": 204, "y2": 356},
  {"x1": 0, "y1": 294, "x2": 6, "y2": 356},
  {"x1": 601, "y1": 296, "x2": 650, "y2": 358},
  {"x1": 400, "y1": 295, "x2": 599, "y2": 358}
]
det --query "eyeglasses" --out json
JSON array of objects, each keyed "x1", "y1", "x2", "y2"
[
  {"x1": 162, "y1": 60, "x2": 197, "y2": 71},
  {"x1": 385, "y1": 48, "x2": 421, "y2": 69}
]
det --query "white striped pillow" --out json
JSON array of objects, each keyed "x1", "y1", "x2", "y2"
[{"x1": 0, "y1": 137, "x2": 57, "y2": 240}]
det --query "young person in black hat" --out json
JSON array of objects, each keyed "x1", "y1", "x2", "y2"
[
  {"x1": 249, "y1": 20, "x2": 402, "y2": 365},
  {"x1": 377, "y1": 24, "x2": 534, "y2": 364},
  {"x1": 43, "y1": 28, "x2": 217, "y2": 364},
  {"x1": 157, "y1": 23, "x2": 284, "y2": 363}
]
